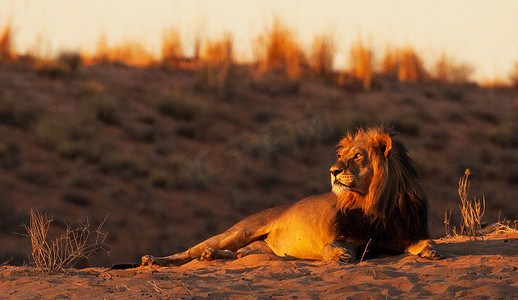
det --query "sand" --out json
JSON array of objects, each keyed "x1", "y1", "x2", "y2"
[{"x1": 1, "y1": 231, "x2": 517, "y2": 299}]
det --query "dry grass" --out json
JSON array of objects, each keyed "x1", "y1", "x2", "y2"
[
  {"x1": 348, "y1": 37, "x2": 373, "y2": 90},
  {"x1": 253, "y1": 18, "x2": 305, "y2": 79},
  {"x1": 458, "y1": 169, "x2": 485, "y2": 238},
  {"x1": 309, "y1": 34, "x2": 336, "y2": 77},
  {"x1": 380, "y1": 45, "x2": 429, "y2": 82},
  {"x1": 381, "y1": 44, "x2": 398, "y2": 79},
  {"x1": 488, "y1": 221, "x2": 518, "y2": 235},
  {"x1": 24, "y1": 210, "x2": 108, "y2": 273},
  {"x1": 397, "y1": 46, "x2": 428, "y2": 82},
  {"x1": 87, "y1": 34, "x2": 155, "y2": 66},
  {"x1": 0, "y1": 23, "x2": 15, "y2": 61},
  {"x1": 510, "y1": 62, "x2": 518, "y2": 88},
  {"x1": 434, "y1": 52, "x2": 474, "y2": 83},
  {"x1": 161, "y1": 28, "x2": 183, "y2": 68},
  {"x1": 197, "y1": 35, "x2": 235, "y2": 100}
]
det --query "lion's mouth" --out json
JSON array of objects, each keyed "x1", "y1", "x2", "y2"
[{"x1": 333, "y1": 179, "x2": 355, "y2": 189}]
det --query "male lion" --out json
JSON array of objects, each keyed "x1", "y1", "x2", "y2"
[{"x1": 142, "y1": 126, "x2": 442, "y2": 267}]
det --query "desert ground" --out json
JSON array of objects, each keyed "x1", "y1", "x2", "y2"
[{"x1": 1, "y1": 231, "x2": 517, "y2": 299}]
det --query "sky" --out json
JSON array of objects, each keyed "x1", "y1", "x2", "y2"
[{"x1": 1, "y1": 0, "x2": 517, "y2": 82}]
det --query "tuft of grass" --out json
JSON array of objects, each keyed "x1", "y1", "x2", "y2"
[
  {"x1": 434, "y1": 52, "x2": 474, "y2": 84},
  {"x1": 196, "y1": 35, "x2": 235, "y2": 100},
  {"x1": 24, "y1": 210, "x2": 108, "y2": 273},
  {"x1": 90, "y1": 34, "x2": 155, "y2": 66},
  {"x1": 397, "y1": 46, "x2": 428, "y2": 82},
  {"x1": 443, "y1": 208, "x2": 453, "y2": 237},
  {"x1": 458, "y1": 169, "x2": 485, "y2": 238},
  {"x1": 381, "y1": 45, "x2": 429, "y2": 82},
  {"x1": 510, "y1": 62, "x2": 518, "y2": 89},
  {"x1": 161, "y1": 28, "x2": 184, "y2": 68},
  {"x1": 253, "y1": 18, "x2": 305, "y2": 80},
  {"x1": 309, "y1": 33, "x2": 336, "y2": 77},
  {"x1": 349, "y1": 37, "x2": 373, "y2": 91},
  {"x1": 381, "y1": 44, "x2": 398, "y2": 79},
  {"x1": 0, "y1": 23, "x2": 15, "y2": 61},
  {"x1": 33, "y1": 52, "x2": 82, "y2": 78}
]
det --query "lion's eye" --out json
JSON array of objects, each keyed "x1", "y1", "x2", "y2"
[{"x1": 354, "y1": 153, "x2": 362, "y2": 159}]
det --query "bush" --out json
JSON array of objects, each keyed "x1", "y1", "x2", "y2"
[
  {"x1": 253, "y1": 18, "x2": 305, "y2": 80},
  {"x1": 0, "y1": 23, "x2": 14, "y2": 61},
  {"x1": 349, "y1": 37, "x2": 373, "y2": 90},
  {"x1": 24, "y1": 210, "x2": 108, "y2": 272},
  {"x1": 34, "y1": 117, "x2": 103, "y2": 162},
  {"x1": 196, "y1": 35, "x2": 235, "y2": 100},
  {"x1": 510, "y1": 62, "x2": 518, "y2": 89},
  {"x1": 0, "y1": 99, "x2": 40, "y2": 129},
  {"x1": 309, "y1": 34, "x2": 335, "y2": 77},
  {"x1": 458, "y1": 170, "x2": 485, "y2": 237},
  {"x1": 156, "y1": 93, "x2": 202, "y2": 120},
  {"x1": 161, "y1": 28, "x2": 183, "y2": 68},
  {"x1": 84, "y1": 95, "x2": 121, "y2": 125}
]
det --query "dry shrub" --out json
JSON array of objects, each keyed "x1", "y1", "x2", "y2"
[
  {"x1": 381, "y1": 44, "x2": 398, "y2": 79},
  {"x1": 197, "y1": 35, "x2": 235, "y2": 100},
  {"x1": 397, "y1": 46, "x2": 428, "y2": 82},
  {"x1": 24, "y1": 210, "x2": 108, "y2": 273},
  {"x1": 510, "y1": 62, "x2": 518, "y2": 89},
  {"x1": 349, "y1": 37, "x2": 373, "y2": 90},
  {"x1": 458, "y1": 169, "x2": 485, "y2": 238},
  {"x1": 253, "y1": 18, "x2": 305, "y2": 79},
  {"x1": 90, "y1": 34, "x2": 154, "y2": 66},
  {"x1": 309, "y1": 34, "x2": 336, "y2": 77},
  {"x1": 161, "y1": 28, "x2": 183, "y2": 68},
  {"x1": 0, "y1": 23, "x2": 15, "y2": 61},
  {"x1": 434, "y1": 52, "x2": 474, "y2": 83},
  {"x1": 381, "y1": 45, "x2": 428, "y2": 82},
  {"x1": 34, "y1": 52, "x2": 82, "y2": 78}
]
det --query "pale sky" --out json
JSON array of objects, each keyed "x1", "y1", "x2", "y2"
[{"x1": 1, "y1": 0, "x2": 517, "y2": 82}]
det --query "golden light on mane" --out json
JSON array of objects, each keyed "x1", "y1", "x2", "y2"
[{"x1": 335, "y1": 126, "x2": 425, "y2": 225}]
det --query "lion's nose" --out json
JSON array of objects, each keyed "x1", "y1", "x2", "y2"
[{"x1": 330, "y1": 167, "x2": 343, "y2": 177}]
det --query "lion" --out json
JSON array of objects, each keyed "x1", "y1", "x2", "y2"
[{"x1": 141, "y1": 126, "x2": 442, "y2": 267}]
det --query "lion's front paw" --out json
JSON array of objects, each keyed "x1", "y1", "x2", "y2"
[
  {"x1": 419, "y1": 249, "x2": 444, "y2": 260},
  {"x1": 323, "y1": 242, "x2": 355, "y2": 263},
  {"x1": 200, "y1": 247, "x2": 216, "y2": 261},
  {"x1": 336, "y1": 249, "x2": 354, "y2": 263},
  {"x1": 142, "y1": 255, "x2": 156, "y2": 266}
]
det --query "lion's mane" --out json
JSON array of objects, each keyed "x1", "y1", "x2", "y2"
[{"x1": 333, "y1": 127, "x2": 429, "y2": 256}]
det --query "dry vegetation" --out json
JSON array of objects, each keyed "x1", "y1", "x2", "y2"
[
  {"x1": 457, "y1": 169, "x2": 485, "y2": 237},
  {"x1": 24, "y1": 210, "x2": 108, "y2": 273},
  {"x1": 348, "y1": 37, "x2": 373, "y2": 90}
]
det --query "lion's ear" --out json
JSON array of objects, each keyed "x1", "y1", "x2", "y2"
[{"x1": 377, "y1": 134, "x2": 392, "y2": 158}]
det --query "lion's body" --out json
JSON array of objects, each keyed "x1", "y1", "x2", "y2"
[
  {"x1": 141, "y1": 127, "x2": 442, "y2": 267},
  {"x1": 264, "y1": 194, "x2": 337, "y2": 259}
]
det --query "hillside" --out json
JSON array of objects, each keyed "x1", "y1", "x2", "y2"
[{"x1": 1, "y1": 61, "x2": 517, "y2": 267}]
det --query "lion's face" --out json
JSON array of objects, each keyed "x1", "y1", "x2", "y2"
[
  {"x1": 330, "y1": 145, "x2": 373, "y2": 196},
  {"x1": 330, "y1": 129, "x2": 392, "y2": 197}
]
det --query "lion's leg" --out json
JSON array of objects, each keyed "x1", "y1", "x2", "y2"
[
  {"x1": 201, "y1": 240, "x2": 276, "y2": 261},
  {"x1": 142, "y1": 206, "x2": 288, "y2": 266},
  {"x1": 322, "y1": 240, "x2": 363, "y2": 262},
  {"x1": 406, "y1": 239, "x2": 444, "y2": 260},
  {"x1": 141, "y1": 230, "x2": 249, "y2": 267}
]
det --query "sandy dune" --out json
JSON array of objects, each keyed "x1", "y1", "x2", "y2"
[{"x1": 1, "y1": 232, "x2": 516, "y2": 299}]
